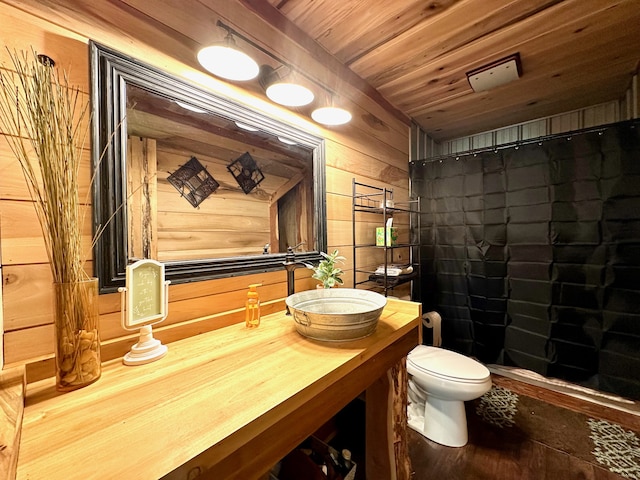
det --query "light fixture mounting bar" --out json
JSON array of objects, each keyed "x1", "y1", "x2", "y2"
[
  {"x1": 216, "y1": 20, "x2": 279, "y2": 66},
  {"x1": 215, "y1": 20, "x2": 338, "y2": 99}
]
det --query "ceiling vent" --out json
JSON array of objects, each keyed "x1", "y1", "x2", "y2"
[{"x1": 467, "y1": 53, "x2": 522, "y2": 92}]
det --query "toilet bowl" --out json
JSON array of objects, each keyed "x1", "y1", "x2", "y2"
[{"x1": 406, "y1": 344, "x2": 491, "y2": 447}]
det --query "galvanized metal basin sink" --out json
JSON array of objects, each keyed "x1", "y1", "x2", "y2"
[{"x1": 285, "y1": 288, "x2": 387, "y2": 341}]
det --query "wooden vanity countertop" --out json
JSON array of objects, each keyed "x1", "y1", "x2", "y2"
[{"x1": 16, "y1": 297, "x2": 420, "y2": 480}]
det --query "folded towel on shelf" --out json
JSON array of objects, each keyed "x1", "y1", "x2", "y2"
[{"x1": 374, "y1": 264, "x2": 413, "y2": 276}]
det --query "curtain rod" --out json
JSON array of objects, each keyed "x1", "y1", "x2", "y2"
[{"x1": 410, "y1": 119, "x2": 639, "y2": 165}]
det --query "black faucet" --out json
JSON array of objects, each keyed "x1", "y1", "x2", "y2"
[{"x1": 283, "y1": 242, "x2": 306, "y2": 314}]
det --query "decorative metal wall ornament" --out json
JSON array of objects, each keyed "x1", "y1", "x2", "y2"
[
  {"x1": 167, "y1": 156, "x2": 219, "y2": 208},
  {"x1": 227, "y1": 151, "x2": 265, "y2": 194}
]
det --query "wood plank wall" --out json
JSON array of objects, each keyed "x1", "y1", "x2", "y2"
[
  {"x1": 413, "y1": 72, "x2": 639, "y2": 162},
  {"x1": 0, "y1": 1, "x2": 411, "y2": 381},
  {"x1": 0, "y1": 265, "x2": 3, "y2": 369}
]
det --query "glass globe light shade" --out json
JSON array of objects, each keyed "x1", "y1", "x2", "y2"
[
  {"x1": 235, "y1": 121, "x2": 260, "y2": 132},
  {"x1": 277, "y1": 136, "x2": 297, "y2": 145},
  {"x1": 311, "y1": 106, "x2": 352, "y2": 126},
  {"x1": 175, "y1": 101, "x2": 207, "y2": 113},
  {"x1": 197, "y1": 45, "x2": 259, "y2": 81},
  {"x1": 266, "y1": 82, "x2": 315, "y2": 107}
]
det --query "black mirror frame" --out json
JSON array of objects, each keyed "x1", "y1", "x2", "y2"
[{"x1": 90, "y1": 42, "x2": 327, "y2": 293}]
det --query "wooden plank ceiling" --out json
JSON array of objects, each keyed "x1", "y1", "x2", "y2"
[
  {"x1": 263, "y1": 0, "x2": 640, "y2": 141},
  {"x1": 7, "y1": 0, "x2": 638, "y2": 143}
]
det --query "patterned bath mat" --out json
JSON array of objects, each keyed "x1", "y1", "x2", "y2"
[
  {"x1": 589, "y1": 418, "x2": 640, "y2": 479},
  {"x1": 475, "y1": 385, "x2": 519, "y2": 428},
  {"x1": 471, "y1": 385, "x2": 640, "y2": 479}
]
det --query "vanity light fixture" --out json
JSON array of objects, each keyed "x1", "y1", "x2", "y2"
[
  {"x1": 260, "y1": 65, "x2": 314, "y2": 107},
  {"x1": 267, "y1": 81, "x2": 314, "y2": 107},
  {"x1": 197, "y1": 25, "x2": 259, "y2": 81},
  {"x1": 235, "y1": 121, "x2": 260, "y2": 132},
  {"x1": 277, "y1": 136, "x2": 297, "y2": 145},
  {"x1": 209, "y1": 20, "x2": 352, "y2": 127},
  {"x1": 175, "y1": 100, "x2": 207, "y2": 113},
  {"x1": 312, "y1": 106, "x2": 352, "y2": 126}
]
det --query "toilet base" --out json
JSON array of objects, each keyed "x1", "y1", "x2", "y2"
[{"x1": 408, "y1": 396, "x2": 469, "y2": 447}]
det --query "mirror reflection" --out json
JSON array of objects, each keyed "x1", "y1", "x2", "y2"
[
  {"x1": 91, "y1": 43, "x2": 326, "y2": 292},
  {"x1": 126, "y1": 85, "x2": 315, "y2": 261}
]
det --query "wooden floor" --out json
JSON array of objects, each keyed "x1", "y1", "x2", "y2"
[{"x1": 407, "y1": 376, "x2": 640, "y2": 480}]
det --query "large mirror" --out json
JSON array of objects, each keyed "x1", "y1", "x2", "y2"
[{"x1": 90, "y1": 43, "x2": 326, "y2": 293}]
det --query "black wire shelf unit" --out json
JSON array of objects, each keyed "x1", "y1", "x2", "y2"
[{"x1": 351, "y1": 179, "x2": 421, "y2": 298}]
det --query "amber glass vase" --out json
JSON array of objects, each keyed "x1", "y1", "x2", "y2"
[{"x1": 53, "y1": 278, "x2": 101, "y2": 391}]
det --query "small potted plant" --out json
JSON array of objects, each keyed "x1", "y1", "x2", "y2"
[{"x1": 305, "y1": 249, "x2": 346, "y2": 289}]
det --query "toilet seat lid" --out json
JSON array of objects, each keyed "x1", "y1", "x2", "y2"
[{"x1": 407, "y1": 345, "x2": 490, "y2": 383}]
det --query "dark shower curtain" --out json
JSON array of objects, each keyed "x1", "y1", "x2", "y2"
[{"x1": 411, "y1": 119, "x2": 640, "y2": 400}]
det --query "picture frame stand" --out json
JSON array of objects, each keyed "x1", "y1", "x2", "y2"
[{"x1": 118, "y1": 259, "x2": 170, "y2": 366}]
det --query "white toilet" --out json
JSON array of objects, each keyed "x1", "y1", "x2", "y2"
[{"x1": 406, "y1": 314, "x2": 492, "y2": 447}]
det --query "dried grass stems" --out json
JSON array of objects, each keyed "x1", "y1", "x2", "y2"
[
  {"x1": 0, "y1": 49, "x2": 102, "y2": 389},
  {"x1": 0, "y1": 49, "x2": 89, "y2": 285}
]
